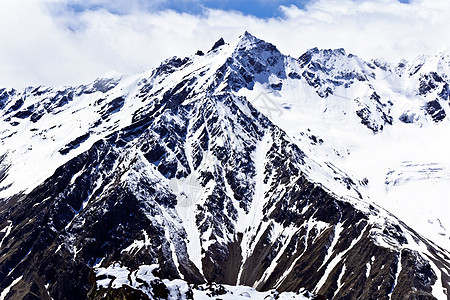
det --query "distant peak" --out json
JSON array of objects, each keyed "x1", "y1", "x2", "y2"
[
  {"x1": 233, "y1": 31, "x2": 280, "y2": 55},
  {"x1": 298, "y1": 47, "x2": 360, "y2": 69},
  {"x1": 307, "y1": 47, "x2": 319, "y2": 53},
  {"x1": 307, "y1": 47, "x2": 346, "y2": 56},
  {"x1": 242, "y1": 30, "x2": 255, "y2": 39},
  {"x1": 237, "y1": 31, "x2": 260, "y2": 44}
]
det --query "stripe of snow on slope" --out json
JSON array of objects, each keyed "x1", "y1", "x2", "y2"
[
  {"x1": 428, "y1": 260, "x2": 449, "y2": 300},
  {"x1": 274, "y1": 219, "x2": 329, "y2": 288},
  {"x1": 314, "y1": 223, "x2": 369, "y2": 294},
  {"x1": 255, "y1": 225, "x2": 298, "y2": 287},
  {"x1": 0, "y1": 276, "x2": 23, "y2": 300},
  {"x1": 237, "y1": 221, "x2": 271, "y2": 285},
  {"x1": 7, "y1": 246, "x2": 33, "y2": 277},
  {"x1": 388, "y1": 253, "x2": 401, "y2": 300},
  {"x1": 64, "y1": 148, "x2": 126, "y2": 232},
  {"x1": 366, "y1": 256, "x2": 375, "y2": 278},
  {"x1": 120, "y1": 149, "x2": 190, "y2": 279},
  {"x1": 317, "y1": 222, "x2": 344, "y2": 271},
  {"x1": 0, "y1": 220, "x2": 12, "y2": 249},
  {"x1": 45, "y1": 283, "x2": 54, "y2": 300},
  {"x1": 172, "y1": 112, "x2": 209, "y2": 274},
  {"x1": 240, "y1": 131, "x2": 271, "y2": 232},
  {"x1": 274, "y1": 240, "x2": 305, "y2": 288},
  {"x1": 161, "y1": 208, "x2": 184, "y2": 279},
  {"x1": 333, "y1": 264, "x2": 346, "y2": 298},
  {"x1": 237, "y1": 132, "x2": 272, "y2": 284}
]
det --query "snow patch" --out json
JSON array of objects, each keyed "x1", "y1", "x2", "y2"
[{"x1": 0, "y1": 276, "x2": 22, "y2": 300}]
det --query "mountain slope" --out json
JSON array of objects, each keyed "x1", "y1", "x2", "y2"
[{"x1": 0, "y1": 32, "x2": 449, "y2": 300}]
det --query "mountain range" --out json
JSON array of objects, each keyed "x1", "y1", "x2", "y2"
[{"x1": 0, "y1": 31, "x2": 449, "y2": 299}]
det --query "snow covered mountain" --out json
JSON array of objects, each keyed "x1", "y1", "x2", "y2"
[{"x1": 0, "y1": 32, "x2": 450, "y2": 299}]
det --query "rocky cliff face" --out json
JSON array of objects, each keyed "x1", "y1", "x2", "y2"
[{"x1": 0, "y1": 32, "x2": 449, "y2": 299}]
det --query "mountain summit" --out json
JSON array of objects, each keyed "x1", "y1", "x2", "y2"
[{"x1": 0, "y1": 33, "x2": 450, "y2": 300}]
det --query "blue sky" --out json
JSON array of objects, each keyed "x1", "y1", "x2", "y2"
[
  {"x1": 66, "y1": 0, "x2": 410, "y2": 18},
  {"x1": 161, "y1": 0, "x2": 310, "y2": 18},
  {"x1": 65, "y1": 0, "x2": 309, "y2": 18},
  {"x1": 148, "y1": 0, "x2": 411, "y2": 18}
]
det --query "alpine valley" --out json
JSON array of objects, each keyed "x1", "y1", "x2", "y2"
[{"x1": 1, "y1": 32, "x2": 450, "y2": 300}]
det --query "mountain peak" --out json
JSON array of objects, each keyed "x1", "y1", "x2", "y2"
[
  {"x1": 231, "y1": 31, "x2": 281, "y2": 59},
  {"x1": 240, "y1": 30, "x2": 257, "y2": 40},
  {"x1": 235, "y1": 30, "x2": 264, "y2": 48}
]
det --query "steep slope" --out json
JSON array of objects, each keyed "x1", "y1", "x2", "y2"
[{"x1": 0, "y1": 32, "x2": 449, "y2": 300}]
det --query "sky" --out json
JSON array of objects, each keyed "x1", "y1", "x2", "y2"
[{"x1": 0, "y1": 0, "x2": 449, "y2": 88}]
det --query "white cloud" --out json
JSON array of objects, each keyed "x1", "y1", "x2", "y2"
[{"x1": 1, "y1": 0, "x2": 450, "y2": 88}]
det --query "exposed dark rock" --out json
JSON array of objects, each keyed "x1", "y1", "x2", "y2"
[
  {"x1": 357, "y1": 107, "x2": 381, "y2": 133},
  {"x1": 425, "y1": 100, "x2": 446, "y2": 122},
  {"x1": 270, "y1": 82, "x2": 283, "y2": 90},
  {"x1": 89, "y1": 285, "x2": 151, "y2": 300},
  {"x1": 419, "y1": 72, "x2": 444, "y2": 96},
  {"x1": 0, "y1": 88, "x2": 15, "y2": 110},
  {"x1": 399, "y1": 112, "x2": 416, "y2": 124},
  {"x1": 7, "y1": 98, "x2": 24, "y2": 113},
  {"x1": 13, "y1": 105, "x2": 34, "y2": 119},
  {"x1": 0, "y1": 154, "x2": 9, "y2": 185},
  {"x1": 210, "y1": 38, "x2": 225, "y2": 51},
  {"x1": 59, "y1": 132, "x2": 91, "y2": 155},
  {"x1": 100, "y1": 96, "x2": 125, "y2": 119},
  {"x1": 288, "y1": 72, "x2": 301, "y2": 79}
]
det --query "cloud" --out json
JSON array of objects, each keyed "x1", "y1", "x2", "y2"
[{"x1": 0, "y1": 0, "x2": 449, "y2": 88}]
